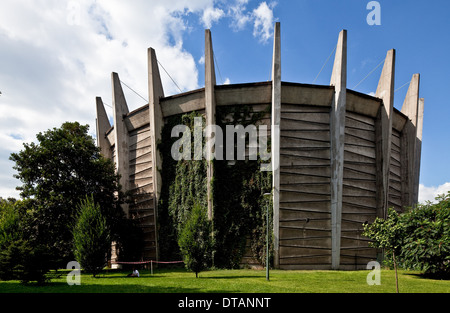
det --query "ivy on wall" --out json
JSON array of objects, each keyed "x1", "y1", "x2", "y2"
[
  {"x1": 213, "y1": 105, "x2": 273, "y2": 268},
  {"x1": 158, "y1": 105, "x2": 273, "y2": 268},
  {"x1": 158, "y1": 112, "x2": 208, "y2": 261}
]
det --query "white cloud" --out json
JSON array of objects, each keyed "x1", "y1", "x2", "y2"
[
  {"x1": 419, "y1": 183, "x2": 450, "y2": 203},
  {"x1": 202, "y1": 6, "x2": 225, "y2": 28},
  {"x1": 0, "y1": 0, "x2": 278, "y2": 198},
  {"x1": 252, "y1": 1, "x2": 276, "y2": 43},
  {"x1": 227, "y1": 0, "x2": 277, "y2": 43},
  {"x1": 224, "y1": 78, "x2": 231, "y2": 85},
  {"x1": 229, "y1": 0, "x2": 251, "y2": 30},
  {"x1": 0, "y1": 0, "x2": 214, "y2": 198}
]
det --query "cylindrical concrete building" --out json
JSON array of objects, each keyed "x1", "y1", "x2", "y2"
[{"x1": 96, "y1": 23, "x2": 424, "y2": 270}]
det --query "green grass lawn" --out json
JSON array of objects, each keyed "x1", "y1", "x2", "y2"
[{"x1": 0, "y1": 268, "x2": 448, "y2": 293}]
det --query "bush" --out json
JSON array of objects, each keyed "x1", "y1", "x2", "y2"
[
  {"x1": 73, "y1": 195, "x2": 111, "y2": 277},
  {"x1": 0, "y1": 199, "x2": 21, "y2": 251},
  {"x1": 400, "y1": 193, "x2": 450, "y2": 278},
  {"x1": 363, "y1": 192, "x2": 450, "y2": 280},
  {"x1": 178, "y1": 202, "x2": 213, "y2": 278},
  {"x1": 0, "y1": 239, "x2": 51, "y2": 284}
]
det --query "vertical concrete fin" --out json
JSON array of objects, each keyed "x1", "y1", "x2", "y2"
[
  {"x1": 271, "y1": 22, "x2": 281, "y2": 269},
  {"x1": 414, "y1": 98, "x2": 424, "y2": 204},
  {"x1": 401, "y1": 74, "x2": 420, "y2": 126},
  {"x1": 417, "y1": 98, "x2": 424, "y2": 142},
  {"x1": 112, "y1": 72, "x2": 130, "y2": 216},
  {"x1": 96, "y1": 96, "x2": 112, "y2": 159},
  {"x1": 205, "y1": 29, "x2": 217, "y2": 88},
  {"x1": 400, "y1": 74, "x2": 420, "y2": 208},
  {"x1": 375, "y1": 49, "x2": 396, "y2": 218},
  {"x1": 205, "y1": 29, "x2": 216, "y2": 221},
  {"x1": 329, "y1": 29, "x2": 347, "y2": 270},
  {"x1": 330, "y1": 30, "x2": 347, "y2": 89},
  {"x1": 376, "y1": 49, "x2": 396, "y2": 105},
  {"x1": 148, "y1": 48, "x2": 165, "y2": 101},
  {"x1": 148, "y1": 47, "x2": 164, "y2": 261},
  {"x1": 112, "y1": 72, "x2": 129, "y2": 116}
]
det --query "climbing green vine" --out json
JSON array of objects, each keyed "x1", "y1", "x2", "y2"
[
  {"x1": 158, "y1": 105, "x2": 273, "y2": 268},
  {"x1": 158, "y1": 112, "x2": 208, "y2": 261},
  {"x1": 213, "y1": 105, "x2": 273, "y2": 268}
]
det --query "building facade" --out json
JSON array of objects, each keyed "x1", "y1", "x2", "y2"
[{"x1": 95, "y1": 23, "x2": 424, "y2": 270}]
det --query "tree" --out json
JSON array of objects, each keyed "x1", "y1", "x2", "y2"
[
  {"x1": 9, "y1": 122, "x2": 125, "y2": 267},
  {"x1": 363, "y1": 208, "x2": 404, "y2": 293},
  {"x1": 0, "y1": 198, "x2": 21, "y2": 251},
  {"x1": 73, "y1": 195, "x2": 111, "y2": 277},
  {"x1": 178, "y1": 202, "x2": 213, "y2": 278},
  {"x1": 400, "y1": 193, "x2": 450, "y2": 278},
  {"x1": 0, "y1": 199, "x2": 51, "y2": 283}
]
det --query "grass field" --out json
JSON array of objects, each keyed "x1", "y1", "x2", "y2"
[{"x1": 0, "y1": 268, "x2": 448, "y2": 293}]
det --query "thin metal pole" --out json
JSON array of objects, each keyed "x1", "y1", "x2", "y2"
[
  {"x1": 264, "y1": 192, "x2": 271, "y2": 281},
  {"x1": 266, "y1": 201, "x2": 269, "y2": 281}
]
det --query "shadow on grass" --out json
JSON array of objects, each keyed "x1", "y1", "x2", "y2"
[
  {"x1": 402, "y1": 272, "x2": 450, "y2": 281},
  {"x1": 204, "y1": 275, "x2": 265, "y2": 280},
  {"x1": 0, "y1": 269, "x2": 242, "y2": 293},
  {"x1": 0, "y1": 280, "x2": 236, "y2": 293}
]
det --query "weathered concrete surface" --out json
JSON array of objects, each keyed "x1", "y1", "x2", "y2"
[
  {"x1": 216, "y1": 82, "x2": 272, "y2": 106},
  {"x1": 414, "y1": 98, "x2": 424, "y2": 204},
  {"x1": 96, "y1": 96, "x2": 112, "y2": 159},
  {"x1": 161, "y1": 89, "x2": 205, "y2": 117},
  {"x1": 148, "y1": 47, "x2": 164, "y2": 261},
  {"x1": 97, "y1": 24, "x2": 424, "y2": 270},
  {"x1": 281, "y1": 83, "x2": 334, "y2": 106},
  {"x1": 205, "y1": 29, "x2": 216, "y2": 221},
  {"x1": 329, "y1": 29, "x2": 347, "y2": 270},
  {"x1": 271, "y1": 22, "x2": 281, "y2": 268},
  {"x1": 376, "y1": 49, "x2": 396, "y2": 218},
  {"x1": 112, "y1": 72, "x2": 130, "y2": 216},
  {"x1": 400, "y1": 74, "x2": 420, "y2": 207}
]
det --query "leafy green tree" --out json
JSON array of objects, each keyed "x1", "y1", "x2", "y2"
[
  {"x1": 0, "y1": 199, "x2": 22, "y2": 281},
  {"x1": 400, "y1": 193, "x2": 450, "y2": 278},
  {"x1": 178, "y1": 202, "x2": 213, "y2": 278},
  {"x1": 73, "y1": 195, "x2": 111, "y2": 277},
  {"x1": 363, "y1": 208, "x2": 404, "y2": 293},
  {"x1": 9, "y1": 122, "x2": 124, "y2": 267},
  {"x1": 0, "y1": 198, "x2": 21, "y2": 251}
]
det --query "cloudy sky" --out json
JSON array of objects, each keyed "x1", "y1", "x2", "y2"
[{"x1": 1, "y1": 0, "x2": 449, "y2": 203}]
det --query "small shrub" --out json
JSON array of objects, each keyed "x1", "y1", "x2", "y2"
[
  {"x1": 400, "y1": 193, "x2": 450, "y2": 278},
  {"x1": 178, "y1": 202, "x2": 213, "y2": 278},
  {"x1": 73, "y1": 195, "x2": 111, "y2": 277},
  {"x1": 0, "y1": 239, "x2": 51, "y2": 284}
]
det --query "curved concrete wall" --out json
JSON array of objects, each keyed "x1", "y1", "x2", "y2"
[{"x1": 96, "y1": 23, "x2": 423, "y2": 270}]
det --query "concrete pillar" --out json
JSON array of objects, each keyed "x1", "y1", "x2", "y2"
[
  {"x1": 329, "y1": 29, "x2": 347, "y2": 270},
  {"x1": 271, "y1": 22, "x2": 281, "y2": 269},
  {"x1": 148, "y1": 47, "x2": 165, "y2": 261},
  {"x1": 375, "y1": 49, "x2": 396, "y2": 218},
  {"x1": 205, "y1": 29, "x2": 216, "y2": 221},
  {"x1": 400, "y1": 74, "x2": 420, "y2": 208},
  {"x1": 96, "y1": 96, "x2": 112, "y2": 159},
  {"x1": 112, "y1": 72, "x2": 130, "y2": 217},
  {"x1": 413, "y1": 98, "x2": 424, "y2": 204}
]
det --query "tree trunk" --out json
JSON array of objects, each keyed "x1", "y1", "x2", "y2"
[{"x1": 392, "y1": 250, "x2": 399, "y2": 293}]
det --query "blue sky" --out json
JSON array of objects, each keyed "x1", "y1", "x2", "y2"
[{"x1": 0, "y1": 0, "x2": 449, "y2": 202}]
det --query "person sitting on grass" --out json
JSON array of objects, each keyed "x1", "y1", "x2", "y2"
[{"x1": 127, "y1": 268, "x2": 139, "y2": 277}]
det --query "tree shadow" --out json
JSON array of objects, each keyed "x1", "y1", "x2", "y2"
[
  {"x1": 403, "y1": 272, "x2": 450, "y2": 281},
  {"x1": 204, "y1": 275, "x2": 265, "y2": 280}
]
